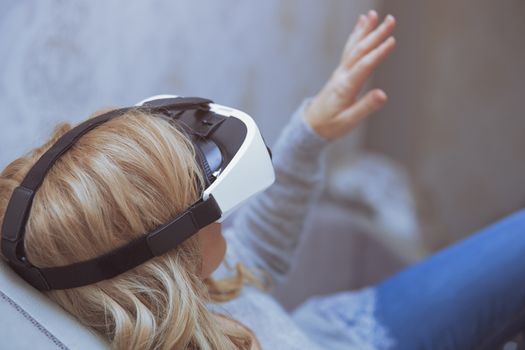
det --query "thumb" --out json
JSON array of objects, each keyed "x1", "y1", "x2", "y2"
[{"x1": 335, "y1": 89, "x2": 387, "y2": 135}]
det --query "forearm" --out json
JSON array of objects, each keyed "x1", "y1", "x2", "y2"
[{"x1": 226, "y1": 99, "x2": 328, "y2": 286}]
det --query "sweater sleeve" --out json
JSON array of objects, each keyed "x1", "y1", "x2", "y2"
[{"x1": 218, "y1": 99, "x2": 329, "y2": 287}]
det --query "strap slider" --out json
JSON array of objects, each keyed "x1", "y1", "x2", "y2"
[{"x1": 146, "y1": 211, "x2": 198, "y2": 257}]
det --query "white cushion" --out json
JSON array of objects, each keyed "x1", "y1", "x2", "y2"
[{"x1": 0, "y1": 261, "x2": 109, "y2": 349}]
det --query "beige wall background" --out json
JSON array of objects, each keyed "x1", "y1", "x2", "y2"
[{"x1": 369, "y1": 0, "x2": 525, "y2": 247}]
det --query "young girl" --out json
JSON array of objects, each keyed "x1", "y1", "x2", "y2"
[{"x1": 2, "y1": 10, "x2": 525, "y2": 350}]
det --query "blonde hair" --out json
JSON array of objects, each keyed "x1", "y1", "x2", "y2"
[{"x1": 0, "y1": 109, "x2": 266, "y2": 349}]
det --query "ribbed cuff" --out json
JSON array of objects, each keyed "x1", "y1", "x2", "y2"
[{"x1": 277, "y1": 98, "x2": 330, "y2": 155}]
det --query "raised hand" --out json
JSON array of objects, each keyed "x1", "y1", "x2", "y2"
[{"x1": 304, "y1": 10, "x2": 396, "y2": 140}]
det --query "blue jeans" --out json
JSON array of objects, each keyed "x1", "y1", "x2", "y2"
[{"x1": 292, "y1": 209, "x2": 525, "y2": 349}]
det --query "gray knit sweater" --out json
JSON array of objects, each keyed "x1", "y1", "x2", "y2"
[{"x1": 207, "y1": 100, "x2": 391, "y2": 350}]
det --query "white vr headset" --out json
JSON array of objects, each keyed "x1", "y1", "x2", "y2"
[
  {"x1": 137, "y1": 95, "x2": 275, "y2": 222},
  {"x1": 1, "y1": 95, "x2": 275, "y2": 290}
]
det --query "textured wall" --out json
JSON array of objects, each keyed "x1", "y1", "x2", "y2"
[
  {"x1": 367, "y1": 0, "x2": 525, "y2": 246},
  {"x1": 0, "y1": 0, "x2": 374, "y2": 169}
]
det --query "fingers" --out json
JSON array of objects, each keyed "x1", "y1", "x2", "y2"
[
  {"x1": 304, "y1": 10, "x2": 395, "y2": 140},
  {"x1": 342, "y1": 10, "x2": 379, "y2": 58},
  {"x1": 335, "y1": 89, "x2": 388, "y2": 134},
  {"x1": 343, "y1": 14, "x2": 366, "y2": 52},
  {"x1": 344, "y1": 36, "x2": 396, "y2": 98},
  {"x1": 343, "y1": 14, "x2": 396, "y2": 69}
]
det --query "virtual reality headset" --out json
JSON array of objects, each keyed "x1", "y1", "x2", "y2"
[{"x1": 1, "y1": 95, "x2": 275, "y2": 290}]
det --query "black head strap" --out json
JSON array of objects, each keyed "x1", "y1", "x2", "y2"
[{"x1": 1, "y1": 97, "x2": 222, "y2": 290}]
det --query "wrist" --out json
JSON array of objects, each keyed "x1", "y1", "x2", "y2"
[
  {"x1": 303, "y1": 97, "x2": 336, "y2": 141},
  {"x1": 286, "y1": 98, "x2": 330, "y2": 150},
  {"x1": 303, "y1": 98, "x2": 325, "y2": 137}
]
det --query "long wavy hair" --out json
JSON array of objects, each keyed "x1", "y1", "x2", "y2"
[{"x1": 0, "y1": 109, "x2": 266, "y2": 349}]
